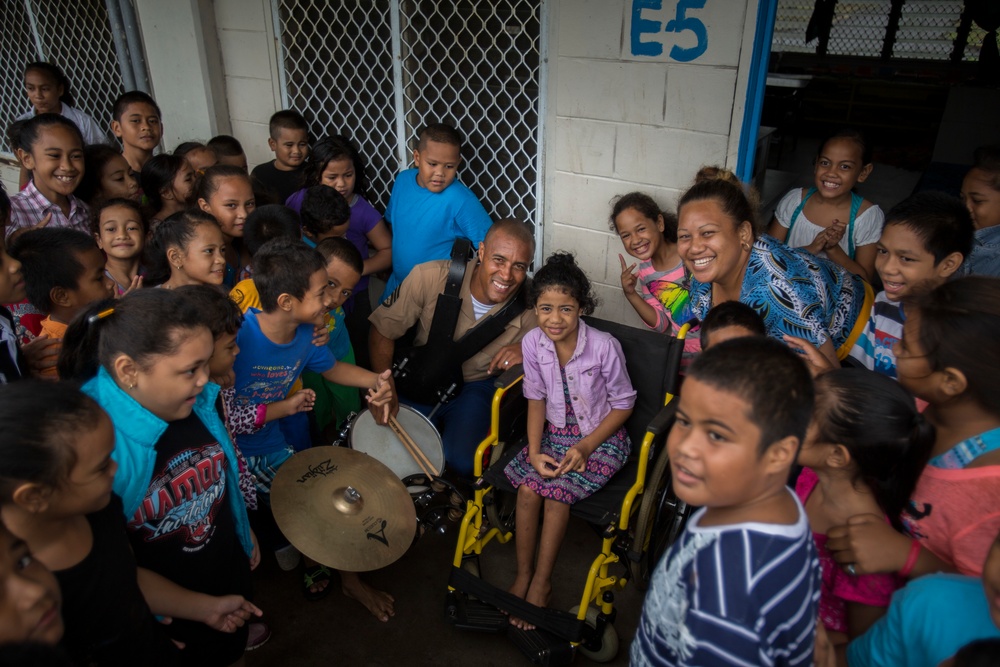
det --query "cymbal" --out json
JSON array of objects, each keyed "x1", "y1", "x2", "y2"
[{"x1": 271, "y1": 446, "x2": 417, "y2": 572}]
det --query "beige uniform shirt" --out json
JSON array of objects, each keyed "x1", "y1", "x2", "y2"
[{"x1": 369, "y1": 260, "x2": 537, "y2": 382}]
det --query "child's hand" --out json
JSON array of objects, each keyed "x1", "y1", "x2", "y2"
[
  {"x1": 619, "y1": 254, "x2": 639, "y2": 296},
  {"x1": 201, "y1": 595, "x2": 263, "y2": 633},
  {"x1": 782, "y1": 335, "x2": 836, "y2": 377},
  {"x1": 826, "y1": 513, "x2": 911, "y2": 575},
  {"x1": 530, "y1": 453, "x2": 560, "y2": 479},
  {"x1": 555, "y1": 447, "x2": 587, "y2": 476},
  {"x1": 805, "y1": 230, "x2": 830, "y2": 256},
  {"x1": 120, "y1": 274, "x2": 143, "y2": 297},
  {"x1": 287, "y1": 389, "x2": 316, "y2": 414},
  {"x1": 7, "y1": 212, "x2": 52, "y2": 242},
  {"x1": 21, "y1": 333, "x2": 60, "y2": 379},
  {"x1": 311, "y1": 323, "x2": 330, "y2": 347},
  {"x1": 824, "y1": 220, "x2": 846, "y2": 249},
  {"x1": 367, "y1": 369, "x2": 396, "y2": 425}
]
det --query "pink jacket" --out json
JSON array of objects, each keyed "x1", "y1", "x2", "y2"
[{"x1": 521, "y1": 320, "x2": 636, "y2": 435}]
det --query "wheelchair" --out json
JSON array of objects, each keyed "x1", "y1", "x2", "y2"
[{"x1": 444, "y1": 318, "x2": 693, "y2": 665}]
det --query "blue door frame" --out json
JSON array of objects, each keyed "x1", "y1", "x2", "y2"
[{"x1": 735, "y1": 0, "x2": 778, "y2": 182}]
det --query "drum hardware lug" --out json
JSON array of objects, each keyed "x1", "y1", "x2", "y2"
[
  {"x1": 330, "y1": 411, "x2": 359, "y2": 447},
  {"x1": 418, "y1": 506, "x2": 450, "y2": 536},
  {"x1": 414, "y1": 490, "x2": 436, "y2": 508}
]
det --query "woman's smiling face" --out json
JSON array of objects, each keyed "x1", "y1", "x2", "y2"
[{"x1": 676, "y1": 198, "x2": 752, "y2": 286}]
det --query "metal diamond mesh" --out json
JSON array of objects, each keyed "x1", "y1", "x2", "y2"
[
  {"x1": 895, "y1": 2, "x2": 979, "y2": 60},
  {"x1": 0, "y1": 2, "x2": 42, "y2": 155},
  {"x1": 772, "y1": 0, "x2": 988, "y2": 61},
  {"x1": 0, "y1": 0, "x2": 127, "y2": 156},
  {"x1": 826, "y1": 2, "x2": 890, "y2": 57},
  {"x1": 274, "y1": 0, "x2": 541, "y2": 225},
  {"x1": 275, "y1": 0, "x2": 398, "y2": 203}
]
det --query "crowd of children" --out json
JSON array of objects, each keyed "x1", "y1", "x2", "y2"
[{"x1": 2, "y1": 58, "x2": 1000, "y2": 667}]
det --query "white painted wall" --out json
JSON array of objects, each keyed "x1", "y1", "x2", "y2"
[
  {"x1": 133, "y1": 0, "x2": 231, "y2": 150},
  {"x1": 212, "y1": 0, "x2": 282, "y2": 170},
  {"x1": 543, "y1": 0, "x2": 757, "y2": 324}
]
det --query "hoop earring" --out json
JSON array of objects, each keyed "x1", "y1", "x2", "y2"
[{"x1": 741, "y1": 241, "x2": 751, "y2": 252}]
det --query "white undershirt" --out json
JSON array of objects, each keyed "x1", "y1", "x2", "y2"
[{"x1": 470, "y1": 295, "x2": 492, "y2": 321}]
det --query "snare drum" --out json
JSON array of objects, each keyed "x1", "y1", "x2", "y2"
[{"x1": 349, "y1": 405, "x2": 444, "y2": 493}]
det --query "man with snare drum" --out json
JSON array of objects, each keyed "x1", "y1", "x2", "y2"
[{"x1": 369, "y1": 219, "x2": 537, "y2": 478}]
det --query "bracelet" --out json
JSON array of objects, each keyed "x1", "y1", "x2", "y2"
[{"x1": 899, "y1": 539, "x2": 921, "y2": 578}]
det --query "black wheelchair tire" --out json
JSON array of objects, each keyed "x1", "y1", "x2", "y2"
[{"x1": 633, "y1": 445, "x2": 687, "y2": 591}]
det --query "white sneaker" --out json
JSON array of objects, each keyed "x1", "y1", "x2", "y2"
[{"x1": 275, "y1": 544, "x2": 301, "y2": 571}]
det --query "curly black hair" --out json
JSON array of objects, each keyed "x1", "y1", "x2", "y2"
[{"x1": 529, "y1": 252, "x2": 597, "y2": 315}]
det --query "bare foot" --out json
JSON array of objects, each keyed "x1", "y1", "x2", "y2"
[
  {"x1": 508, "y1": 574, "x2": 534, "y2": 630},
  {"x1": 342, "y1": 571, "x2": 395, "y2": 622},
  {"x1": 511, "y1": 578, "x2": 551, "y2": 631}
]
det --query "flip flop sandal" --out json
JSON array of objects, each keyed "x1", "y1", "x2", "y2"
[{"x1": 302, "y1": 564, "x2": 333, "y2": 601}]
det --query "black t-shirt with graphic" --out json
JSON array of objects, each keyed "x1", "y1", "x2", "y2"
[{"x1": 127, "y1": 411, "x2": 251, "y2": 666}]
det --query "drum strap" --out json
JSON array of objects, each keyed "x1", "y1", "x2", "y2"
[
  {"x1": 425, "y1": 238, "x2": 526, "y2": 364},
  {"x1": 425, "y1": 239, "x2": 472, "y2": 348}
]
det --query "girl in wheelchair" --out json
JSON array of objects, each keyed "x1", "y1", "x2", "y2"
[{"x1": 503, "y1": 252, "x2": 636, "y2": 630}]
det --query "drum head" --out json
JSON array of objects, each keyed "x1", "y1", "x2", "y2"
[{"x1": 350, "y1": 406, "x2": 445, "y2": 484}]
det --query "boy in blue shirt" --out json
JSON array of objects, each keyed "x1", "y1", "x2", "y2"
[
  {"x1": 631, "y1": 337, "x2": 821, "y2": 666},
  {"x1": 381, "y1": 122, "x2": 493, "y2": 299},
  {"x1": 232, "y1": 237, "x2": 394, "y2": 602}
]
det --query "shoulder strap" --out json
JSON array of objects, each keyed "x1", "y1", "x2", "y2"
[
  {"x1": 453, "y1": 282, "x2": 528, "y2": 362},
  {"x1": 426, "y1": 239, "x2": 473, "y2": 345},
  {"x1": 847, "y1": 192, "x2": 863, "y2": 259},
  {"x1": 786, "y1": 187, "x2": 816, "y2": 241}
]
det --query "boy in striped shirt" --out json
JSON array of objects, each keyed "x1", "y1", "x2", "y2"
[{"x1": 631, "y1": 338, "x2": 821, "y2": 667}]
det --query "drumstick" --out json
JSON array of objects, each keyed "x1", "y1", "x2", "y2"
[
  {"x1": 390, "y1": 417, "x2": 435, "y2": 476},
  {"x1": 388, "y1": 415, "x2": 436, "y2": 478}
]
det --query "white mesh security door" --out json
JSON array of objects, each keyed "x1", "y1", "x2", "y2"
[
  {"x1": 0, "y1": 0, "x2": 147, "y2": 156},
  {"x1": 273, "y1": 0, "x2": 545, "y2": 234}
]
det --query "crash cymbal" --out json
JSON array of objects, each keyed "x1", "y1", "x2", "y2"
[{"x1": 271, "y1": 446, "x2": 417, "y2": 572}]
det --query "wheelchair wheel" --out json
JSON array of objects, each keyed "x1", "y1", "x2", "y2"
[
  {"x1": 484, "y1": 441, "x2": 517, "y2": 534},
  {"x1": 569, "y1": 605, "x2": 619, "y2": 663},
  {"x1": 633, "y1": 445, "x2": 686, "y2": 590}
]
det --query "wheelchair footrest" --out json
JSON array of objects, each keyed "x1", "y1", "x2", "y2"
[
  {"x1": 508, "y1": 627, "x2": 576, "y2": 667},
  {"x1": 445, "y1": 593, "x2": 509, "y2": 633},
  {"x1": 449, "y1": 567, "x2": 586, "y2": 643}
]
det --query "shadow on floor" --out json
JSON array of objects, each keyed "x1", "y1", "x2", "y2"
[{"x1": 246, "y1": 516, "x2": 646, "y2": 666}]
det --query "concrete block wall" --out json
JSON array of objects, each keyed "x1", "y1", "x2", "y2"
[
  {"x1": 212, "y1": 0, "x2": 281, "y2": 171},
  {"x1": 544, "y1": 0, "x2": 753, "y2": 324}
]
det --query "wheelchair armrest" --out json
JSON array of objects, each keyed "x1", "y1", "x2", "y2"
[
  {"x1": 494, "y1": 364, "x2": 524, "y2": 389},
  {"x1": 647, "y1": 400, "x2": 678, "y2": 436}
]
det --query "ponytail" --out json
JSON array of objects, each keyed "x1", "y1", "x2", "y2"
[
  {"x1": 142, "y1": 210, "x2": 220, "y2": 286},
  {"x1": 58, "y1": 290, "x2": 209, "y2": 383},
  {"x1": 678, "y1": 166, "x2": 760, "y2": 234},
  {"x1": 813, "y1": 369, "x2": 934, "y2": 531}
]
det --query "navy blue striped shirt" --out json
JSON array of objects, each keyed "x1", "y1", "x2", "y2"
[{"x1": 631, "y1": 495, "x2": 821, "y2": 666}]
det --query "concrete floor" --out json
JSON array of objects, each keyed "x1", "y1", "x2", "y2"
[{"x1": 245, "y1": 515, "x2": 645, "y2": 666}]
